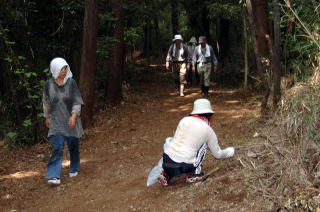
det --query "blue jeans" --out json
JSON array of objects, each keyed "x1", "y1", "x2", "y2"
[{"x1": 46, "y1": 134, "x2": 80, "y2": 179}]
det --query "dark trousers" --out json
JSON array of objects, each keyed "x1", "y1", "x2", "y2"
[
  {"x1": 162, "y1": 143, "x2": 207, "y2": 178},
  {"x1": 187, "y1": 65, "x2": 199, "y2": 85},
  {"x1": 162, "y1": 153, "x2": 195, "y2": 177}
]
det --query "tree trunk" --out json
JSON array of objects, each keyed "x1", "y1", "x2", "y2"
[
  {"x1": 171, "y1": 0, "x2": 179, "y2": 36},
  {"x1": 106, "y1": 0, "x2": 125, "y2": 104},
  {"x1": 154, "y1": 13, "x2": 160, "y2": 44},
  {"x1": 153, "y1": 13, "x2": 161, "y2": 57},
  {"x1": 217, "y1": 18, "x2": 229, "y2": 63},
  {"x1": 272, "y1": 0, "x2": 281, "y2": 108},
  {"x1": 252, "y1": 0, "x2": 270, "y2": 59},
  {"x1": 184, "y1": 0, "x2": 203, "y2": 37},
  {"x1": 283, "y1": 0, "x2": 293, "y2": 75},
  {"x1": 246, "y1": 0, "x2": 270, "y2": 114},
  {"x1": 142, "y1": 19, "x2": 151, "y2": 59},
  {"x1": 201, "y1": 6, "x2": 210, "y2": 38},
  {"x1": 243, "y1": 15, "x2": 248, "y2": 89},
  {"x1": 79, "y1": 0, "x2": 98, "y2": 128}
]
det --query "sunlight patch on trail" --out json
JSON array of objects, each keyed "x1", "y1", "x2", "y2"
[
  {"x1": 0, "y1": 171, "x2": 39, "y2": 179},
  {"x1": 62, "y1": 158, "x2": 90, "y2": 168},
  {"x1": 225, "y1": 100, "x2": 240, "y2": 104}
]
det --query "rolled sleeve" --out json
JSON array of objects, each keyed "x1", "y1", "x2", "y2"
[{"x1": 72, "y1": 104, "x2": 81, "y2": 116}]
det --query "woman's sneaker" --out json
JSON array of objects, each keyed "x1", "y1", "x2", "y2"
[
  {"x1": 158, "y1": 171, "x2": 170, "y2": 186},
  {"x1": 69, "y1": 172, "x2": 78, "y2": 178},
  {"x1": 48, "y1": 178, "x2": 60, "y2": 185},
  {"x1": 186, "y1": 173, "x2": 206, "y2": 183}
]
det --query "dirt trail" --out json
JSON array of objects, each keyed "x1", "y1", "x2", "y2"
[{"x1": 0, "y1": 70, "x2": 267, "y2": 212}]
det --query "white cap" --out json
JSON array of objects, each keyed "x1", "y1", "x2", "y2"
[
  {"x1": 172, "y1": 34, "x2": 183, "y2": 42},
  {"x1": 191, "y1": 98, "x2": 214, "y2": 115}
]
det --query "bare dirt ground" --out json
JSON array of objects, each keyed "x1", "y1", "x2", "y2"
[{"x1": 0, "y1": 67, "x2": 272, "y2": 212}]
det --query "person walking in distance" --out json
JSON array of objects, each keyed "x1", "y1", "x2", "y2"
[
  {"x1": 165, "y1": 34, "x2": 189, "y2": 97},
  {"x1": 186, "y1": 36, "x2": 198, "y2": 85},
  {"x1": 192, "y1": 36, "x2": 218, "y2": 97}
]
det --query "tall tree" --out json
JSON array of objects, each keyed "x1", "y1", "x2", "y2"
[
  {"x1": 272, "y1": 0, "x2": 281, "y2": 108},
  {"x1": 79, "y1": 0, "x2": 98, "y2": 128},
  {"x1": 246, "y1": 0, "x2": 270, "y2": 114},
  {"x1": 106, "y1": 0, "x2": 125, "y2": 104},
  {"x1": 183, "y1": 0, "x2": 210, "y2": 37},
  {"x1": 252, "y1": 0, "x2": 270, "y2": 59},
  {"x1": 216, "y1": 18, "x2": 229, "y2": 62},
  {"x1": 171, "y1": 0, "x2": 179, "y2": 35},
  {"x1": 243, "y1": 15, "x2": 249, "y2": 89}
]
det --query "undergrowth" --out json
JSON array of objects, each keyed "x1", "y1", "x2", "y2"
[{"x1": 246, "y1": 64, "x2": 320, "y2": 211}]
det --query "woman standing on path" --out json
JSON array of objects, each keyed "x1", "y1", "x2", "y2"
[{"x1": 43, "y1": 57, "x2": 84, "y2": 185}]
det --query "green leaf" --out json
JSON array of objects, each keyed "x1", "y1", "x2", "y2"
[
  {"x1": 6, "y1": 132, "x2": 17, "y2": 139},
  {"x1": 25, "y1": 72, "x2": 32, "y2": 78},
  {"x1": 4, "y1": 57, "x2": 12, "y2": 63},
  {"x1": 22, "y1": 119, "x2": 32, "y2": 127},
  {"x1": 17, "y1": 56, "x2": 26, "y2": 60},
  {"x1": 5, "y1": 41, "x2": 15, "y2": 45},
  {"x1": 243, "y1": 177, "x2": 253, "y2": 183},
  {"x1": 28, "y1": 95, "x2": 39, "y2": 99},
  {"x1": 37, "y1": 113, "x2": 44, "y2": 118},
  {"x1": 15, "y1": 69, "x2": 24, "y2": 74}
]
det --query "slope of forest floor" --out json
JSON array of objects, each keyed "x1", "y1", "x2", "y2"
[{"x1": 0, "y1": 65, "x2": 279, "y2": 211}]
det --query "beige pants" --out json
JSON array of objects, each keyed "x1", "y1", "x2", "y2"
[
  {"x1": 197, "y1": 63, "x2": 211, "y2": 87},
  {"x1": 172, "y1": 62, "x2": 187, "y2": 85}
]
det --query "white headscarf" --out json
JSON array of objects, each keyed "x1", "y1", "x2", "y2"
[{"x1": 49, "y1": 57, "x2": 73, "y2": 83}]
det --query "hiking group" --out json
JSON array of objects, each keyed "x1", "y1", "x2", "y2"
[
  {"x1": 43, "y1": 35, "x2": 235, "y2": 187},
  {"x1": 165, "y1": 34, "x2": 218, "y2": 97}
]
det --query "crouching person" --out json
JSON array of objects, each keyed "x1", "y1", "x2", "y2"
[{"x1": 158, "y1": 98, "x2": 235, "y2": 186}]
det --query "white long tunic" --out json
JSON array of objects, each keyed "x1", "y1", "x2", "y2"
[{"x1": 164, "y1": 116, "x2": 233, "y2": 164}]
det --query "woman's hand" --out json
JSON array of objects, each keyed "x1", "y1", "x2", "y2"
[
  {"x1": 69, "y1": 114, "x2": 77, "y2": 129},
  {"x1": 45, "y1": 118, "x2": 51, "y2": 128}
]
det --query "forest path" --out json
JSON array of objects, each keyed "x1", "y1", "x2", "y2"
[{"x1": 0, "y1": 68, "x2": 267, "y2": 211}]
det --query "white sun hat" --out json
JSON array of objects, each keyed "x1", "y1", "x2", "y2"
[
  {"x1": 172, "y1": 34, "x2": 183, "y2": 42},
  {"x1": 191, "y1": 98, "x2": 214, "y2": 114}
]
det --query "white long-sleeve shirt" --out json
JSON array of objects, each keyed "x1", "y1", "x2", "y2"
[{"x1": 164, "y1": 116, "x2": 233, "y2": 164}]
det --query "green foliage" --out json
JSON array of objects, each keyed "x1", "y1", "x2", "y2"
[
  {"x1": 124, "y1": 26, "x2": 143, "y2": 52},
  {"x1": 0, "y1": 0, "x2": 85, "y2": 147},
  {"x1": 2, "y1": 49, "x2": 50, "y2": 147},
  {"x1": 207, "y1": 2, "x2": 243, "y2": 23},
  {"x1": 281, "y1": 0, "x2": 319, "y2": 81},
  {"x1": 96, "y1": 36, "x2": 117, "y2": 58}
]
